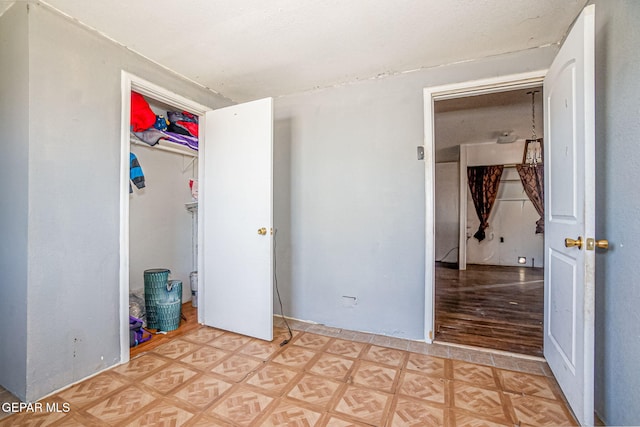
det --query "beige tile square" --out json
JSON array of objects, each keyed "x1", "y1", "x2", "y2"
[
  {"x1": 406, "y1": 353, "x2": 446, "y2": 378},
  {"x1": 239, "y1": 339, "x2": 282, "y2": 361},
  {"x1": 271, "y1": 346, "x2": 318, "y2": 370},
  {"x1": 141, "y1": 363, "x2": 199, "y2": 394},
  {"x1": 112, "y1": 354, "x2": 168, "y2": 380},
  {"x1": 181, "y1": 326, "x2": 225, "y2": 344},
  {"x1": 154, "y1": 339, "x2": 201, "y2": 359},
  {"x1": 452, "y1": 361, "x2": 498, "y2": 389},
  {"x1": 498, "y1": 370, "x2": 556, "y2": 400},
  {"x1": 209, "y1": 354, "x2": 262, "y2": 382},
  {"x1": 179, "y1": 345, "x2": 230, "y2": 371},
  {"x1": 85, "y1": 385, "x2": 156, "y2": 425},
  {"x1": 508, "y1": 393, "x2": 576, "y2": 426},
  {"x1": 124, "y1": 398, "x2": 195, "y2": 426},
  {"x1": 294, "y1": 333, "x2": 332, "y2": 350},
  {"x1": 286, "y1": 373, "x2": 343, "y2": 410},
  {"x1": 56, "y1": 372, "x2": 127, "y2": 408},
  {"x1": 209, "y1": 333, "x2": 253, "y2": 352},
  {"x1": 308, "y1": 353, "x2": 354, "y2": 381},
  {"x1": 332, "y1": 385, "x2": 391, "y2": 426},
  {"x1": 326, "y1": 338, "x2": 365, "y2": 359},
  {"x1": 452, "y1": 382, "x2": 509, "y2": 423},
  {"x1": 207, "y1": 387, "x2": 274, "y2": 426},
  {"x1": 259, "y1": 400, "x2": 323, "y2": 426},
  {"x1": 245, "y1": 363, "x2": 299, "y2": 395},
  {"x1": 362, "y1": 345, "x2": 406, "y2": 367},
  {"x1": 351, "y1": 361, "x2": 398, "y2": 393},
  {"x1": 388, "y1": 396, "x2": 445, "y2": 427},
  {"x1": 398, "y1": 371, "x2": 446, "y2": 404},
  {"x1": 173, "y1": 374, "x2": 234, "y2": 409}
]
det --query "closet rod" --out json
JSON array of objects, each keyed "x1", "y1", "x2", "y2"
[{"x1": 130, "y1": 136, "x2": 198, "y2": 158}]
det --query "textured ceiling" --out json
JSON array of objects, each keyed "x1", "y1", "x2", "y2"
[{"x1": 40, "y1": 0, "x2": 587, "y2": 102}]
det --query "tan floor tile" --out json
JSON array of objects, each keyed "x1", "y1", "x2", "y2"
[
  {"x1": 112, "y1": 353, "x2": 169, "y2": 380},
  {"x1": 308, "y1": 353, "x2": 354, "y2": 381},
  {"x1": 362, "y1": 345, "x2": 406, "y2": 368},
  {"x1": 141, "y1": 363, "x2": 199, "y2": 394},
  {"x1": 320, "y1": 415, "x2": 372, "y2": 426},
  {"x1": 85, "y1": 385, "x2": 156, "y2": 425},
  {"x1": 452, "y1": 382, "x2": 510, "y2": 424},
  {"x1": 287, "y1": 373, "x2": 343, "y2": 410},
  {"x1": 332, "y1": 385, "x2": 392, "y2": 425},
  {"x1": 397, "y1": 371, "x2": 446, "y2": 405},
  {"x1": 173, "y1": 374, "x2": 234, "y2": 410},
  {"x1": 272, "y1": 346, "x2": 318, "y2": 370},
  {"x1": 294, "y1": 333, "x2": 332, "y2": 350},
  {"x1": 406, "y1": 353, "x2": 446, "y2": 378},
  {"x1": 181, "y1": 326, "x2": 225, "y2": 345},
  {"x1": 0, "y1": 407, "x2": 67, "y2": 427},
  {"x1": 508, "y1": 393, "x2": 576, "y2": 426},
  {"x1": 124, "y1": 398, "x2": 195, "y2": 426},
  {"x1": 451, "y1": 411, "x2": 512, "y2": 426},
  {"x1": 350, "y1": 360, "x2": 398, "y2": 393},
  {"x1": 259, "y1": 400, "x2": 323, "y2": 426},
  {"x1": 451, "y1": 361, "x2": 498, "y2": 389},
  {"x1": 56, "y1": 372, "x2": 127, "y2": 408},
  {"x1": 180, "y1": 345, "x2": 231, "y2": 371},
  {"x1": 209, "y1": 333, "x2": 253, "y2": 352},
  {"x1": 186, "y1": 413, "x2": 235, "y2": 426},
  {"x1": 498, "y1": 370, "x2": 556, "y2": 400},
  {"x1": 239, "y1": 339, "x2": 282, "y2": 361},
  {"x1": 154, "y1": 339, "x2": 202, "y2": 359},
  {"x1": 209, "y1": 354, "x2": 262, "y2": 382},
  {"x1": 207, "y1": 387, "x2": 274, "y2": 426},
  {"x1": 245, "y1": 363, "x2": 300, "y2": 395},
  {"x1": 326, "y1": 338, "x2": 365, "y2": 358},
  {"x1": 388, "y1": 396, "x2": 445, "y2": 427}
]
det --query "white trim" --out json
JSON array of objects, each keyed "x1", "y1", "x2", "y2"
[
  {"x1": 422, "y1": 70, "x2": 547, "y2": 344},
  {"x1": 119, "y1": 71, "x2": 211, "y2": 364}
]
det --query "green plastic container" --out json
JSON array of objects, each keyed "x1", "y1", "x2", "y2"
[
  {"x1": 156, "y1": 300, "x2": 181, "y2": 332},
  {"x1": 143, "y1": 269, "x2": 175, "y2": 329}
]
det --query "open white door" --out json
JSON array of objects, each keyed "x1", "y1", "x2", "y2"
[
  {"x1": 201, "y1": 97, "x2": 273, "y2": 341},
  {"x1": 543, "y1": 5, "x2": 595, "y2": 426}
]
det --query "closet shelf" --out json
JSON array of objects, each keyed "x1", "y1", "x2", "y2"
[{"x1": 130, "y1": 136, "x2": 198, "y2": 158}]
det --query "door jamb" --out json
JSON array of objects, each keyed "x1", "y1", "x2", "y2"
[
  {"x1": 422, "y1": 70, "x2": 547, "y2": 343},
  {"x1": 119, "y1": 71, "x2": 211, "y2": 364}
]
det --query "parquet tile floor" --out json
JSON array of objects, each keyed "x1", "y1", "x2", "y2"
[{"x1": 0, "y1": 318, "x2": 577, "y2": 426}]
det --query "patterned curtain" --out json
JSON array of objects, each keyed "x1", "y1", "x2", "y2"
[
  {"x1": 516, "y1": 164, "x2": 545, "y2": 233},
  {"x1": 467, "y1": 165, "x2": 504, "y2": 242}
]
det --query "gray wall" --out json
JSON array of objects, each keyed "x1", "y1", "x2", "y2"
[
  {"x1": 273, "y1": 46, "x2": 557, "y2": 339},
  {"x1": 2, "y1": 3, "x2": 230, "y2": 401},
  {"x1": 594, "y1": 1, "x2": 640, "y2": 425},
  {"x1": 0, "y1": 4, "x2": 29, "y2": 399}
]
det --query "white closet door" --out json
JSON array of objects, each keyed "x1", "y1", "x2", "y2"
[{"x1": 201, "y1": 98, "x2": 273, "y2": 341}]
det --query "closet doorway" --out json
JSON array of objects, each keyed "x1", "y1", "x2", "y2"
[
  {"x1": 423, "y1": 72, "x2": 546, "y2": 357},
  {"x1": 119, "y1": 73, "x2": 275, "y2": 364}
]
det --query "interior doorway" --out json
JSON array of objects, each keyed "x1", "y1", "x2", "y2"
[
  {"x1": 119, "y1": 72, "x2": 211, "y2": 364},
  {"x1": 423, "y1": 71, "x2": 547, "y2": 357}
]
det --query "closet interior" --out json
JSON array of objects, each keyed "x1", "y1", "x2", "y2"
[{"x1": 128, "y1": 91, "x2": 199, "y2": 353}]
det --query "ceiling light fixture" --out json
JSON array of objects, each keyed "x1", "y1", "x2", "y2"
[{"x1": 497, "y1": 131, "x2": 518, "y2": 144}]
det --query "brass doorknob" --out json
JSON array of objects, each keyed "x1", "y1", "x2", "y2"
[
  {"x1": 586, "y1": 237, "x2": 609, "y2": 251},
  {"x1": 257, "y1": 227, "x2": 267, "y2": 235},
  {"x1": 564, "y1": 236, "x2": 583, "y2": 250}
]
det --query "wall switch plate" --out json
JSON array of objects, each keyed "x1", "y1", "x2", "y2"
[{"x1": 417, "y1": 146, "x2": 424, "y2": 160}]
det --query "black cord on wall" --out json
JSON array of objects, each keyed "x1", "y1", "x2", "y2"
[{"x1": 273, "y1": 228, "x2": 293, "y2": 346}]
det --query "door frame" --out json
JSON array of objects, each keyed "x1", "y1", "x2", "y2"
[
  {"x1": 119, "y1": 71, "x2": 211, "y2": 364},
  {"x1": 423, "y1": 70, "x2": 547, "y2": 343}
]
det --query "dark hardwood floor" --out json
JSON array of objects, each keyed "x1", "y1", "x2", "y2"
[{"x1": 435, "y1": 262, "x2": 544, "y2": 357}]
